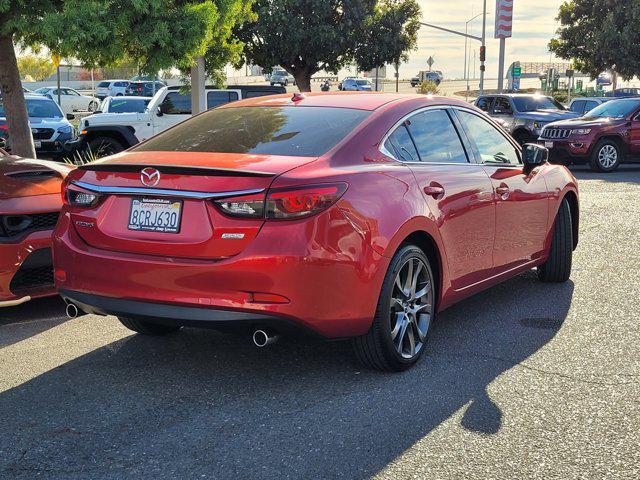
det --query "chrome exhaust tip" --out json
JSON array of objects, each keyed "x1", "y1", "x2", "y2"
[
  {"x1": 252, "y1": 329, "x2": 280, "y2": 348},
  {"x1": 65, "y1": 302, "x2": 79, "y2": 319}
]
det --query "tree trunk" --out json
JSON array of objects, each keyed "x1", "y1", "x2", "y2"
[
  {"x1": 612, "y1": 71, "x2": 618, "y2": 91},
  {"x1": 0, "y1": 35, "x2": 35, "y2": 158},
  {"x1": 292, "y1": 70, "x2": 312, "y2": 92}
]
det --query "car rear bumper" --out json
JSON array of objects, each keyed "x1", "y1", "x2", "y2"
[
  {"x1": 0, "y1": 231, "x2": 57, "y2": 305},
  {"x1": 53, "y1": 208, "x2": 388, "y2": 338}
]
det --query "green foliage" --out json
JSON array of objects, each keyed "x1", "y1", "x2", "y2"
[
  {"x1": 416, "y1": 80, "x2": 439, "y2": 95},
  {"x1": 236, "y1": 0, "x2": 377, "y2": 90},
  {"x1": 549, "y1": 0, "x2": 640, "y2": 80},
  {"x1": 17, "y1": 55, "x2": 56, "y2": 80},
  {"x1": 353, "y1": 0, "x2": 421, "y2": 72}
]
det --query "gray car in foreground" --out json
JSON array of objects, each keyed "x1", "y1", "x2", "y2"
[{"x1": 475, "y1": 94, "x2": 579, "y2": 144}]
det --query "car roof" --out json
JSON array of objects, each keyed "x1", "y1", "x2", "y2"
[
  {"x1": 571, "y1": 97, "x2": 607, "y2": 102},
  {"x1": 481, "y1": 93, "x2": 551, "y2": 98},
  {"x1": 220, "y1": 92, "x2": 469, "y2": 111}
]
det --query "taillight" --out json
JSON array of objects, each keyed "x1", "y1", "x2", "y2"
[
  {"x1": 214, "y1": 192, "x2": 265, "y2": 219},
  {"x1": 213, "y1": 183, "x2": 348, "y2": 220},
  {"x1": 63, "y1": 182, "x2": 103, "y2": 207},
  {"x1": 266, "y1": 183, "x2": 348, "y2": 219}
]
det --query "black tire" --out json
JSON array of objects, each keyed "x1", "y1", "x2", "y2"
[
  {"x1": 118, "y1": 317, "x2": 180, "y2": 335},
  {"x1": 589, "y1": 139, "x2": 622, "y2": 172},
  {"x1": 88, "y1": 136, "x2": 125, "y2": 157},
  {"x1": 353, "y1": 245, "x2": 436, "y2": 371},
  {"x1": 538, "y1": 198, "x2": 573, "y2": 282}
]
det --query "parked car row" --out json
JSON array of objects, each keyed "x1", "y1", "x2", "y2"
[{"x1": 476, "y1": 93, "x2": 640, "y2": 171}]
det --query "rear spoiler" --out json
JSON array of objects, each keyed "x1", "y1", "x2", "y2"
[{"x1": 78, "y1": 163, "x2": 275, "y2": 178}]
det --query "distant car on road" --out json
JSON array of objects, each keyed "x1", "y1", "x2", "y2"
[
  {"x1": 605, "y1": 88, "x2": 640, "y2": 98},
  {"x1": 568, "y1": 97, "x2": 609, "y2": 116},
  {"x1": 34, "y1": 87, "x2": 99, "y2": 113},
  {"x1": 475, "y1": 93, "x2": 579, "y2": 144},
  {"x1": 98, "y1": 96, "x2": 150, "y2": 113},
  {"x1": 340, "y1": 78, "x2": 373, "y2": 91},
  {"x1": 539, "y1": 97, "x2": 640, "y2": 172},
  {"x1": 411, "y1": 71, "x2": 443, "y2": 87},
  {"x1": 95, "y1": 80, "x2": 130, "y2": 100},
  {"x1": 0, "y1": 94, "x2": 76, "y2": 160},
  {"x1": 125, "y1": 81, "x2": 166, "y2": 97},
  {"x1": 0, "y1": 151, "x2": 73, "y2": 307},
  {"x1": 269, "y1": 70, "x2": 295, "y2": 86}
]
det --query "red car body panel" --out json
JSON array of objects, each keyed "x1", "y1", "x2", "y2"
[
  {"x1": 0, "y1": 156, "x2": 73, "y2": 306},
  {"x1": 53, "y1": 93, "x2": 578, "y2": 337}
]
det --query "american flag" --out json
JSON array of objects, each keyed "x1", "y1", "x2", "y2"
[{"x1": 495, "y1": 0, "x2": 514, "y2": 39}]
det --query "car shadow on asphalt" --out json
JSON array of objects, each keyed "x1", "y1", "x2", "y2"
[
  {"x1": 0, "y1": 296, "x2": 68, "y2": 349},
  {"x1": 0, "y1": 271, "x2": 574, "y2": 479}
]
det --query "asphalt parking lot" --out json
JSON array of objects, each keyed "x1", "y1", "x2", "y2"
[{"x1": 1, "y1": 166, "x2": 638, "y2": 479}]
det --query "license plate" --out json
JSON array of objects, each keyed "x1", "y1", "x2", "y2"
[
  {"x1": 544, "y1": 141, "x2": 553, "y2": 148},
  {"x1": 34, "y1": 140, "x2": 42, "y2": 148},
  {"x1": 128, "y1": 198, "x2": 182, "y2": 233}
]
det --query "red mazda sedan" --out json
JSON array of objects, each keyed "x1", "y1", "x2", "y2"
[
  {"x1": 0, "y1": 149, "x2": 73, "y2": 307},
  {"x1": 53, "y1": 93, "x2": 578, "y2": 371}
]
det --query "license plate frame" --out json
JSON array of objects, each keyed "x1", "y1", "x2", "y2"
[
  {"x1": 127, "y1": 197, "x2": 183, "y2": 234},
  {"x1": 544, "y1": 141, "x2": 554, "y2": 149}
]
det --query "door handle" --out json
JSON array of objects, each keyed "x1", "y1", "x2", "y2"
[
  {"x1": 495, "y1": 184, "x2": 510, "y2": 200},
  {"x1": 423, "y1": 184, "x2": 445, "y2": 198}
]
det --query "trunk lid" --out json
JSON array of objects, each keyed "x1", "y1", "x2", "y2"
[{"x1": 68, "y1": 151, "x2": 316, "y2": 259}]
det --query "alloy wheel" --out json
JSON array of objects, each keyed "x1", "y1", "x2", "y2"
[
  {"x1": 390, "y1": 257, "x2": 433, "y2": 359},
  {"x1": 598, "y1": 144, "x2": 618, "y2": 169}
]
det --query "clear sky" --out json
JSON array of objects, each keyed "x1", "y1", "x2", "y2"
[{"x1": 400, "y1": 0, "x2": 565, "y2": 78}]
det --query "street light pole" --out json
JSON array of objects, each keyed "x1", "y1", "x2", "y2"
[{"x1": 479, "y1": 0, "x2": 487, "y2": 94}]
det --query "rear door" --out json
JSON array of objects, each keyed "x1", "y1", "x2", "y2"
[
  {"x1": 385, "y1": 107, "x2": 496, "y2": 289},
  {"x1": 454, "y1": 108, "x2": 549, "y2": 271}
]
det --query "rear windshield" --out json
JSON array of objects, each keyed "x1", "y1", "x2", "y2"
[
  {"x1": 133, "y1": 106, "x2": 370, "y2": 157},
  {"x1": 356, "y1": 80, "x2": 371, "y2": 85}
]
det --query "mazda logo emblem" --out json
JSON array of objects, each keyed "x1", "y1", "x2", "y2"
[
  {"x1": 31, "y1": 128, "x2": 38, "y2": 134},
  {"x1": 140, "y1": 167, "x2": 160, "y2": 187}
]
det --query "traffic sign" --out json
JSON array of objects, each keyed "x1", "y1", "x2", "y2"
[
  {"x1": 427, "y1": 56, "x2": 434, "y2": 68},
  {"x1": 512, "y1": 66, "x2": 521, "y2": 77},
  {"x1": 51, "y1": 54, "x2": 62, "y2": 68}
]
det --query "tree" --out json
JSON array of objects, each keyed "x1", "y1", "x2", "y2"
[
  {"x1": 0, "y1": 0, "x2": 249, "y2": 158},
  {"x1": 353, "y1": 0, "x2": 421, "y2": 84},
  {"x1": 236, "y1": 0, "x2": 377, "y2": 92},
  {"x1": 17, "y1": 55, "x2": 56, "y2": 81},
  {"x1": 549, "y1": 0, "x2": 640, "y2": 90}
]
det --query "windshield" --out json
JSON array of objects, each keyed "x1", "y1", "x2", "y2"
[
  {"x1": 0, "y1": 98, "x2": 63, "y2": 118},
  {"x1": 133, "y1": 106, "x2": 370, "y2": 157},
  {"x1": 34, "y1": 88, "x2": 51, "y2": 94},
  {"x1": 586, "y1": 99, "x2": 640, "y2": 118},
  {"x1": 512, "y1": 96, "x2": 565, "y2": 112},
  {"x1": 108, "y1": 98, "x2": 148, "y2": 113}
]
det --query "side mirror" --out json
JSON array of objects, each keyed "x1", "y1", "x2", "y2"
[
  {"x1": 156, "y1": 105, "x2": 164, "y2": 117},
  {"x1": 522, "y1": 143, "x2": 549, "y2": 167},
  {"x1": 66, "y1": 113, "x2": 75, "y2": 120}
]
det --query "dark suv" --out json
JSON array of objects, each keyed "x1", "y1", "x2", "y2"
[
  {"x1": 475, "y1": 94, "x2": 578, "y2": 144},
  {"x1": 125, "y1": 81, "x2": 166, "y2": 97},
  {"x1": 539, "y1": 98, "x2": 640, "y2": 172}
]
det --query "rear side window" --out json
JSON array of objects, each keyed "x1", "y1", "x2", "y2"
[
  {"x1": 405, "y1": 109, "x2": 468, "y2": 163},
  {"x1": 584, "y1": 101, "x2": 598, "y2": 113},
  {"x1": 570, "y1": 100, "x2": 585, "y2": 114},
  {"x1": 160, "y1": 92, "x2": 192, "y2": 114},
  {"x1": 476, "y1": 97, "x2": 493, "y2": 111},
  {"x1": 133, "y1": 106, "x2": 370, "y2": 157},
  {"x1": 456, "y1": 110, "x2": 520, "y2": 165},
  {"x1": 206, "y1": 91, "x2": 239, "y2": 108},
  {"x1": 384, "y1": 124, "x2": 419, "y2": 162},
  {"x1": 97, "y1": 81, "x2": 110, "y2": 88}
]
